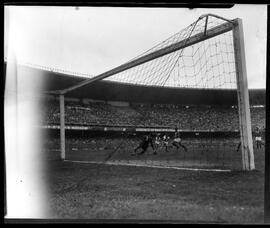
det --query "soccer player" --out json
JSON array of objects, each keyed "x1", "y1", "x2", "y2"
[
  {"x1": 162, "y1": 133, "x2": 170, "y2": 152},
  {"x1": 254, "y1": 127, "x2": 263, "y2": 149},
  {"x1": 153, "y1": 133, "x2": 161, "y2": 154},
  {"x1": 132, "y1": 133, "x2": 155, "y2": 155},
  {"x1": 236, "y1": 126, "x2": 264, "y2": 151},
  {"x1": 172, "y1": 127, "x2": 188, "y2": 152}
]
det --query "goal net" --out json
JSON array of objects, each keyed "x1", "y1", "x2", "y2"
[{"x1": 51, "y1": 14, "x2": 255, "y2": 171}]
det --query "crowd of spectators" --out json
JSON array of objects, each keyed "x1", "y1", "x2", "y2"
[{"x1": 42, "y1": 98, "x2": 265, "y2": 131}]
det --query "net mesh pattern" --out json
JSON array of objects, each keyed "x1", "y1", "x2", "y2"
[{"x1": 106, "y1": 15, "x2": 236, "y2": 89}]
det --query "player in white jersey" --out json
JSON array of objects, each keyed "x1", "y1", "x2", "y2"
[
  {"x1": 254, "y1": 127, "x2": 263, "y2": 149},
  {"x1": 236, "y1": 126, "x2": 264, "y2": 152},
  {"x1": 172, "y1": 127, "x2": 188, "y2": 152},
  {"x1": 162, "y1": 134, "x2": 170, "y2": 152},
  {"x1": 153, "y1": 133, "x2": 161, "y2": 154}
]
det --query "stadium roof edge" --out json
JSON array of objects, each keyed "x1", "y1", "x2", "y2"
[{"x1": 4, "y1": 62, "x2": 265, "y2": 105}]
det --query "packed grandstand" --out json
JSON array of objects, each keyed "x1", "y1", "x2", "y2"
[{"x1": 43, "y1": 98, "x2": 265, "y2": 132}]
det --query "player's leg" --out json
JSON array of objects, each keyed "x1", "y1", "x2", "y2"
[
  {"x1": 132, "y1": 144, "x2": 142, "y2": 155},
  {"x1": 138, "y1": 146, "x2": 148, "y2": 155},
  {"x1": 164, "y1": 142, "x2": 169, "y2": 152},
  {"x1": 179, "y1": 142, "x2": 188, "y2": 152},
  {"x1": 172, "y1": 142, "x2": 179, "y2": 151},
  {"x1": 134, "y1": 145, "x2": 141, "y2": 152},
  {"x1": 153, "y1": 141, "x2": 159, "y2": 155},
  {"x1": 236, "y1": 142, "x2": 241, "y2": 152},
  {"x1": 153, "y1": 146, "x2": 157, "y2": 155},
  {"x1": 172, "y1": 141, "x2": 179, "y2": 149}
]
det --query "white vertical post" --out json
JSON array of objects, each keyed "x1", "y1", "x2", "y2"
[
  {"x1": 60, "y1": 94, "x2": 65, "y2": 160},
  {"x1": 233, "y1": 18, "x2": 255, "y2": 170}
]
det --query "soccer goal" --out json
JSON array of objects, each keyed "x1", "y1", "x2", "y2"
[{"x1": 54, "y1": 14, "x2": 255, "y2": 171}]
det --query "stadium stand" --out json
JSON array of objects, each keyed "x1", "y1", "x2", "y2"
[{"x1": 43, "y1": 98, "x2": 265, "y2": 131}]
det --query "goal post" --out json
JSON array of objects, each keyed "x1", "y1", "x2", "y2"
[
  {"x1": 60, "y1": 94, "x2": 65, "y2": 160},
  {"x1": 233, "y1": 18, "x2": 255, "y2": 170}
]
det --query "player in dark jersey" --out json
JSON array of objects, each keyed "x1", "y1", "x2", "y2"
[
  {"x1": 172, "y1": 127, "x2": 188, "y2": 152},
  {"x1": 132, "y1": 133, "x2": 155, "y2": 155}
]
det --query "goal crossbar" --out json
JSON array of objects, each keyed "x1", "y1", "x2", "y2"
[{"x1": 61, "y1": 18, "x2": 237, "y2": 95}]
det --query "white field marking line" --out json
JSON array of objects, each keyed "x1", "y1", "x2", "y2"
[{"x1": 64, "y1": 159, "x2": 232, "y2": 172}]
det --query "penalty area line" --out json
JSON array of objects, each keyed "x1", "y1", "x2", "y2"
[{"x1": 64, "y1": 159, "x2": 232, "y2": 172}]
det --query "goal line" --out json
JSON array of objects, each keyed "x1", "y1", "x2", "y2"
[{"x1": 64, "y1": 159, "x2": 232, "y2": 172}]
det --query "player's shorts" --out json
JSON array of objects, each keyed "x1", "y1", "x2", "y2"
[
  {"x1": 255, "y1": 137, "x2": 262, "y2": 141},
  {"x1": 163, "y1": 141, "x2": 169, "y2": 146},
  {"x1": 173, "y1": 138, "x2": 181, "y2": 143}
]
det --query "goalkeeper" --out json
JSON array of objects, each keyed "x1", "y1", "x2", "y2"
[{"x1": 132, "y1": 134, "x2": 156, "y2": 155}]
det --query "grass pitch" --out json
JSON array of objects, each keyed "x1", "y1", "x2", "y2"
[
  {"x1": 44, "y1": 136, "x2": 265, "y2": 222},
  {"x1": 46, "y1": 159, "x2": 264, "y2": 222}
]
